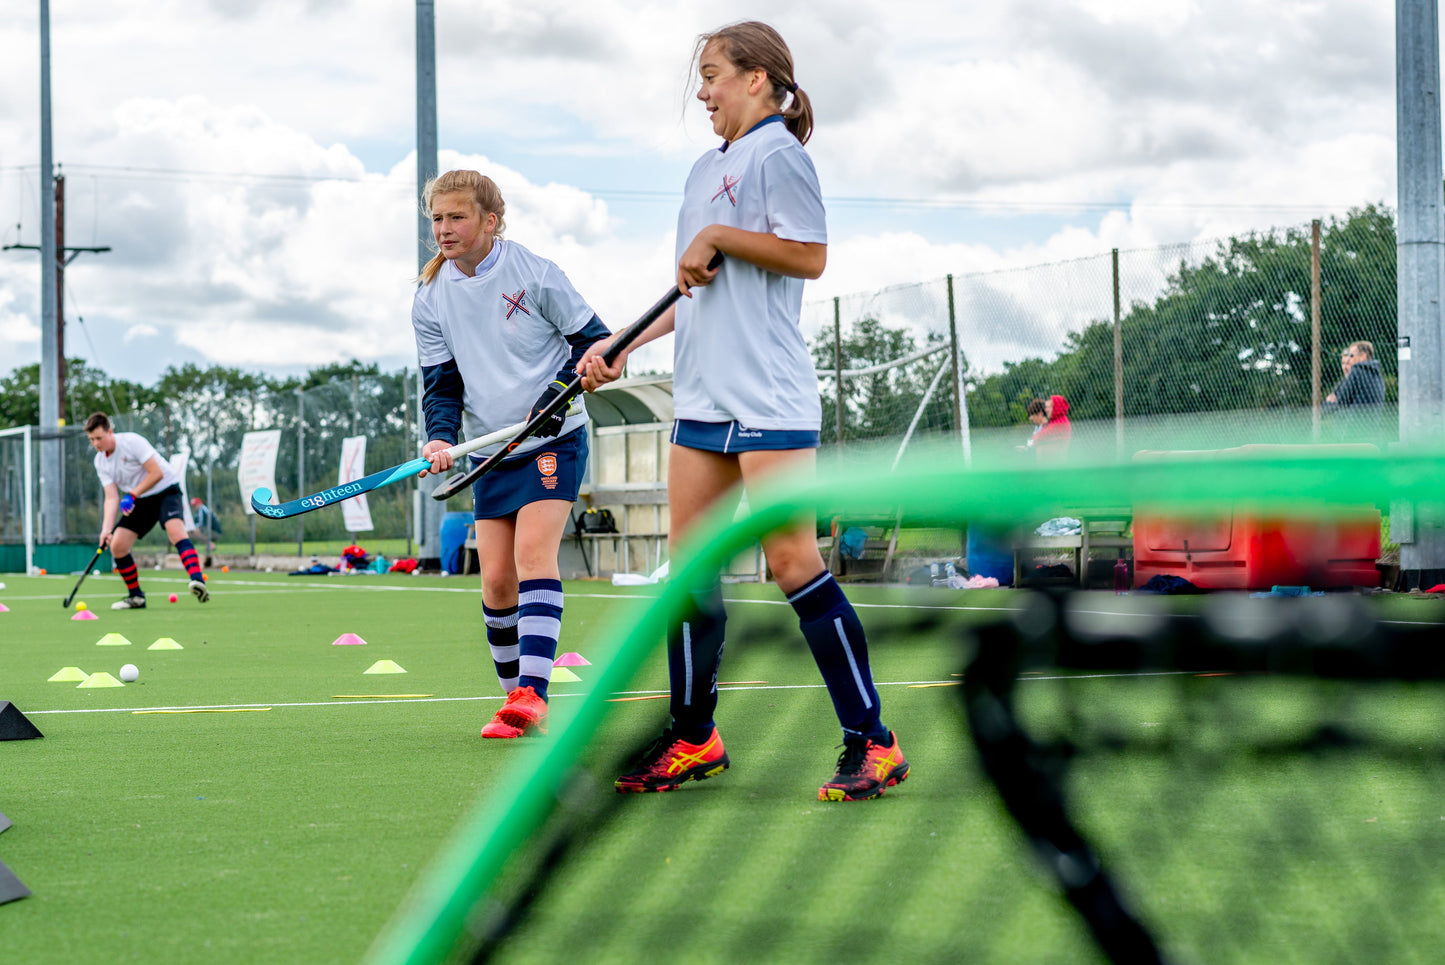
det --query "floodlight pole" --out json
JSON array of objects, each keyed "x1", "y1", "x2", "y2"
[
  {"x1": 1396, "y1": 0, "x2": 1445, "y2": 586},
  {"x1": 37, "y1": 0, "x2": 60, "y2": 545},
  {"x1": 415, "y1": 0, "x2": 445, "y2": 567}
]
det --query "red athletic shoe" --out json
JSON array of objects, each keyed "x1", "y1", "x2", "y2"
[
  {"x1": 481, "y1": 686, "x2": 548, "y2": 739},
  {"x1": 818, "y1": 731, "x2": 909, "y2": 802},
  {"x1": 614, "y1": 727, "x2": 729, "y2": 793}
]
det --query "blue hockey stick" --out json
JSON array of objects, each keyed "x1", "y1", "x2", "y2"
[{"x1": 249, "y1": 404, "x2": 581, "y2": 521}]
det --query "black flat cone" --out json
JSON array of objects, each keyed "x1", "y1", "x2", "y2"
[
  {"x1": 0, "y1": 859, "x2": 30, "y2": 904},
  {"x1": 0, "y1": 702, "x2": 42, "y2": 741}
]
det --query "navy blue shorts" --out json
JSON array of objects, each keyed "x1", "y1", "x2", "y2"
[
  {"x1": 671, "y1": 419, "x2": 819, "y2": 454},
  {"x1": 117, "y1": 484, "x2": 185, "y2": 537},
  {"x1": 471, "y1": 428, "x2": 588, "y2": 520}
]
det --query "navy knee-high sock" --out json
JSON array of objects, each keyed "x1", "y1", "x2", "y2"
[
  {"x1": 483, "y1": 602, "x2": 520, "y2": 693},
  {"x1": 789, "y1": 571, "x2": 886, "y2": 741},
  {"x1": 668, "y1": 582, "x2": 727, "y2": 743}
]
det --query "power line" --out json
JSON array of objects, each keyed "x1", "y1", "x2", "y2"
[{"x1": 0, "y1": 162, "x2": 1367, "y2": 213}]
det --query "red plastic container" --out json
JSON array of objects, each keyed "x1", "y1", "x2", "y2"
[{"x1": 1131, "y1": 445, "x2": 1383, "y2": 590}]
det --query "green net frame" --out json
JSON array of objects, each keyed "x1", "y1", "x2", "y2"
[{"x1": 364, "y1": 446, "x2": 1445, "y2": 964}]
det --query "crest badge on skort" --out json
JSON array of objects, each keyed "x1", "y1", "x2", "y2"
[{"x1": 537, "y1": 452, "x2": 559, "y2": 490}]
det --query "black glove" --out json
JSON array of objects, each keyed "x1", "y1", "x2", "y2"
[{"x1": 530, "y1": 381, "x2": 570, "y2": 438}]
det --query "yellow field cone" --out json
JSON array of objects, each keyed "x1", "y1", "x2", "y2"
[
  {"x1": 363, "y1": 660, "x2": 406, "y2": 674},
  {"x1": 550, "y1": 667, "x2": 582, "y2": 683},
  {"x1": 96, "y1": 633, "x2": 133, "y2": 647},
  {"x1": 48, "y1": 667, "x2": 88, "y2": 682},
  {"x1": 148, "y1": 638, "x2": 184, "y2": 650},
  {"x1": 78, "y1": 671, "x2": 124, "y2": 688}
]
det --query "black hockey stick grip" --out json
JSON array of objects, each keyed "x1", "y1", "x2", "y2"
[
  {"x1": 61, "y1": 545, "x2": 105, "y2": 608},
  {"x1": 431, "y1": 253, "x2": 723, "y2": 501}
]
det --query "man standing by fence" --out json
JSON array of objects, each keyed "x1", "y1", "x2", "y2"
[
  {"x1": 189, "y1": 496, "x2": 222, "y2": 565},
  {"x1": 1325, "y1": 341, "x2": 1387, "y2": 442},
  {"x1": 1326, "y1": 341, "x2": 1386, "y2": 407}
]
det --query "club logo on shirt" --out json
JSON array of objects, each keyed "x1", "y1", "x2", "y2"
[
  {"x1": 712, "y1": 174, "x2": 741, "y2": 206},
  {"x1": 537, "y1": 452, "x2": 558, "y2": 490},
  {"x1": 502, "y1": 289, "x2": 531, "y2": 318}
]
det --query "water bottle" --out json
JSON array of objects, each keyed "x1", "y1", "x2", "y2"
[
  {"x1": 1114, "y1": 554, "x2": 1129, "y2": 594},
  {"x1": 930, "y1": 561, "x2": 942, "y2": 587},
  {"x1": 945, "y1": 561, "x2": 957, "y2": 585}
]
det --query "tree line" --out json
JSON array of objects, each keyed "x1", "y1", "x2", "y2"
[{"x1": 0, "y1": 359, "x2": 419, "y2": 543}]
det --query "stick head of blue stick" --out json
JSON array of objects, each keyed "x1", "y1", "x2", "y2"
[{"x1": 250, "y1": 488, "x2": 285, "y2": 518}]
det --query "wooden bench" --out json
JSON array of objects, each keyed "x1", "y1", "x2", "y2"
[
  {"x1": 820, "y1": 512, "x2": 902, "y2": 582},
  {"x1": 576, "y1": 483, "x2": 670, "y2": 577},
  {"x1": 1013, "y1": 511, "x2": 1133, "y2": 587}
]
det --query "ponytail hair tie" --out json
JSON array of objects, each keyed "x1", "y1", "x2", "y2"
[{"x1": 786, "y1": 82, "x2": 798, "y2": 94}]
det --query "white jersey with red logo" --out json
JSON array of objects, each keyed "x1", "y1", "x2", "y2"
[
  {"x1": 94, "y1": 431, "x2": 178, "y2": 494},
  {"x1": 411, "y1": 239, "x2": 596, "y2": 458},
  {"x1": 672, "y1": 115, "x2": 828, "y2": 431}
]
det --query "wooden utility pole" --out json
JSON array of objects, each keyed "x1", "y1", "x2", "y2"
[{"x1": 3, "y1": 173, "x2": 112, "y2": 420}]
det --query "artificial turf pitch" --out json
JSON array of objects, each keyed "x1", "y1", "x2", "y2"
[{"x1": 3, "y1": 571, "x2": 1445, "y2": 963}]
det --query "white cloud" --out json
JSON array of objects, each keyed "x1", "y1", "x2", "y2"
[
  {"x1": 0, "y1": 0, "x2": 1410, "y2": 389},
  {"x1": 0, "y1": 288, "x2": 39, "y2": 345}
]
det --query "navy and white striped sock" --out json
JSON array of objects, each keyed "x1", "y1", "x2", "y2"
[
  {"x1": 789, "y1": 571, "x2": 886, "y2": 741},
  {"x1": 483, "y1": 603, "x2": 520, "y2": 693},
  {"x1": 517, "y1": 579, "x2": 563, "y2": 701}
]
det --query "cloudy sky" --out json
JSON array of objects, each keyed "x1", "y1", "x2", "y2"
[{"x1": 0, "y1": 0, "x2": 1401, "y2": 388}]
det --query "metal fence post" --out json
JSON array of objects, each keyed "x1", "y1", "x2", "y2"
[
  {"x1": 1112, "y1": 249, "x2": 1123, "y2": 456},
  {"x1": 947, "y1": 274, "x2": 970, "y2": 465},
  {"x1": 403, "y1": 367, "x2": 414, "y2": 558},
  {"x1": 833, "y1": 296, "x2": 843, "y2": 453},
  {"x1": 1311, "y1": 219, "x2": 1323, "y2": 441},
  {"x1": 296, "y1": 386, "x2": 305, "y2": 557}
]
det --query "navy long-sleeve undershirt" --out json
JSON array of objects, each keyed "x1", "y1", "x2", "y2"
[{"x1": 420, "y1": 314, "x2": 611, "y2": 445}]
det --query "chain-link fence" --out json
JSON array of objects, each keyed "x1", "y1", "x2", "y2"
[
  {"x1": 1, "y1": 209, "x2": 1401, "y2": 570},
  {"x1": 806, "y1": 208, "x2": 1397, "y2": 464},
  {"x1": 0, "y1": 371, "x2": 424, "y2": 562}
]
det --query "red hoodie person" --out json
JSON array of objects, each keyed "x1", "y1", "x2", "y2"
[{"x1": 1033, "y1": 394, "x2": 1071, "y2": 462}]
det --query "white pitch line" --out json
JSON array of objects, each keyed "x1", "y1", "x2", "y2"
[
  {"x1": 26, "y1": 694, "x2": 513, "y2": 716},
  {"x1": 24, "y1": 670, "x2": 1213, "y2": 718}
]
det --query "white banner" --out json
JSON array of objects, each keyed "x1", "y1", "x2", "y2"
[
  {"x1": 168, "y1": 452, "x2": 196, "y2": 530},
  {"x1": 238, "y1": 430, "x2": 282, "y2": 516},
  {"x1": 338, "y1": 435, "x2": 374, "y2": 532}
]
